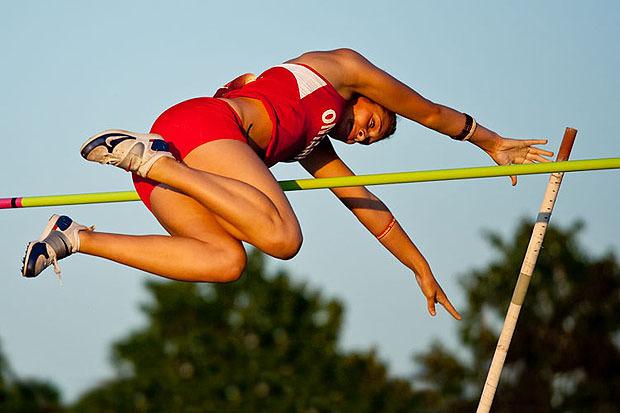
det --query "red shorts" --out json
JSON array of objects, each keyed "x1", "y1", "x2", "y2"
[{"x1": 132, "y1": 97, "x2": 247, "y2": 211}]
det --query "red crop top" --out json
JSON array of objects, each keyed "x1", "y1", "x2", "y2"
[{"x1": 222, "y1": 63, "x2": 347, "y2": 167}]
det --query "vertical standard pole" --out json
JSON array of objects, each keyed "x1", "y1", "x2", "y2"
[{"x1": 476, "y1": 128, "x2": 577, "y2": 413}]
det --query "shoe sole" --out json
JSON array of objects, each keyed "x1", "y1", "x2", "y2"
[
  {"x1": 80, "y1": 129, "x2": 140, "y2": 160},
  {"x1": 21, "y1": 242, "x2": 49, "y2": 278},
  {"x1": 21, "y1": 215, "x2": 73, "y2": 278},
  {"x1": 80, "y1": 129, "x2": 167, "y2": 158},
  {"x1": 80, "y1": 130, "x2": 171, "y2": 176}
]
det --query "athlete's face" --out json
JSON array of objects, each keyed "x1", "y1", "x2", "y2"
[{"x1": 332, "y1": 96, "x2": 392, "y2": 145}]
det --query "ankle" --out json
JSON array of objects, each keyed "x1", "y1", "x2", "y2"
[
  {"x1": 146, "y1": 156, "x2": 178, "y2": 180},
  {"x1": 77, "y1": 229, "x2": 93, "y2": 253}
]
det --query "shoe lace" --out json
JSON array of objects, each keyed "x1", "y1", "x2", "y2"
[
  {"x1": 100, "y1": 153, "x2": 118, "y2": 165},
  {"x1": 48, "y1": 248, "x2": 64, "y2": 287}
]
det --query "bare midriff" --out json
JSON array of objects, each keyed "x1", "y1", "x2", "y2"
[{"x1": 217, "y1": 97, "x2": 273, "y2": 155}]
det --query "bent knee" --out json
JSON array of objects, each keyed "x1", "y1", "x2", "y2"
[
  {"x1": 195, "y1": 244, "x2": 246, "y2": 283},
  {"x1": 220, "y1": 246, "x2": 247, "y2": 282},
  {"x1": 267, "y1": 229, "x2": 303, "y2": 260}
]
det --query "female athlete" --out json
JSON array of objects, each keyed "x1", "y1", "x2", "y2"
[{"x1": 22, "y1": 49, "x2": 553, "y2": 319}]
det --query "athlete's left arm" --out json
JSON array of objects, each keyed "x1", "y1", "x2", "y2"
[
  {"x1": 213, "y1": 73, "x2": 257, "y2": 98},
  {"x1": 299, "y1": 140, "x2": 461, "y2": 320}
]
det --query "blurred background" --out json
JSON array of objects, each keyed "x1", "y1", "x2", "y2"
[{"x1": 1, "y1": 1, "x2": 619, "y2": 411}]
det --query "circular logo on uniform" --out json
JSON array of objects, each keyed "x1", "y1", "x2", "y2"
[{"x1": 322, "y1": 109, "x2": 336, "y2": 124}]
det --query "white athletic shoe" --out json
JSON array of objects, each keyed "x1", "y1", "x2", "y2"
[
  {"x1": 80, "y1": 129, "x2": 175, "y2": 178},
  {"x1": 21, "y1": 215, "x2": 93, "y2": 281}
]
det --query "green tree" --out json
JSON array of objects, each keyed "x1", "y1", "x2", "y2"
[
  {"x1": 415, "y1": 220, "x2": 620, "y2": 413},
  {"x1": 72, "y1": 250, "x2": 423, "y2": 413},
  {"x1": 0, "y1": 340, "x2": 64, "y2": 413}
]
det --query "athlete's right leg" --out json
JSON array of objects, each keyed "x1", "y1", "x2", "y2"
[
  {"x1": 81, "y1": 130, "x2": 303, "y2": 260},
  {"x1": 76, "y1": 138, "x2": 305, "y2": 282},
  {"x1": 24, "y1": 95, "x2": 300, "y2": 281},
  {"x1": 66, "y1": 139, "x2": 301, "y2": 283}
]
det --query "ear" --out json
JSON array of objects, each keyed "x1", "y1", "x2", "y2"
[
  {"x1": 355, "y1": 95, "x2": 382, "y2": 112},
  {"x1": 356, "y1": 95, "x2": 371, "y2": 105}
]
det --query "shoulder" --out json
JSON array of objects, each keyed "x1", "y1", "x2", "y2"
[
  {"x1": 288, "y1": 48, "x2": 363, "y2": 63},
  {"x1": 285, "y1": 49, "x2": 369, "y2": 98},
  {"x1": 287, "y1": 48, "x2": 366, "y2": 74}
]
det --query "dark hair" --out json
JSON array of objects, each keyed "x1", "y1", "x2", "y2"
[{"x1": 383, "y1": 110, "x2": 397, "y2": 139}]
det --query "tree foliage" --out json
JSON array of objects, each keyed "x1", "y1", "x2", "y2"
[
  {"x1": 6, "y1": 219, "x2": 618, "y2": 412},
  {"x1": 0, "y1": 340, "x2": 63, "y2": 413},
  {"x1": 415, "y1": 220, "x2": 620, "y2": 412},
  {"x1": 71, "y1": 250, "x2": 422, "y2": 412}
]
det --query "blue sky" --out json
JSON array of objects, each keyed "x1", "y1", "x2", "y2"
[{"x1": 1, "y1": 0, "x2": 619, "y2": 403}]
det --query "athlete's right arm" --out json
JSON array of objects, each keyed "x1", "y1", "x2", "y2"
[
  {"x1": 299, "y1": 140, "x2": 461, "y2": 320},
  {"x1": 292, "y1": 49, "x2": 552, "y2": 186},
  {"x1": 289, "y1": 49, "x2": 459, "y2": 134}
]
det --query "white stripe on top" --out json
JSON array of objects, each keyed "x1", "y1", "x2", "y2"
[{"x1": 275, "y1": 63, "x2": 326, "y2": 99}]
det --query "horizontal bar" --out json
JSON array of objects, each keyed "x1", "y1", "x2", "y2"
[
  {"x1": 21, "y1": 191, "x2": 141, "y2": 208},
  {"x1": 279, "y1": 158, "x2": 620, "y2": 190},
  {"x1": 1, "y1": 158, "x2": 619, "y2": 209}
]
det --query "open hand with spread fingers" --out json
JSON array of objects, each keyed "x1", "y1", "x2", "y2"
[{"x1": 482, "y1": 137, "x2": 555, "y2": 185}]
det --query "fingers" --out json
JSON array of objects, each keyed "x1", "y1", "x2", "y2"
[
  {"x1": 417, "y1": 273, "x2": 461, "y2": 320},
  {"x1": 515, "y1": 140, "x2": 554, "y2": 157},
  {"x1": 427, "y1": 296, "x2": 436, "y2": 317},
  {"x1": 527, "y1": 153, "x2": 552, "y2": 163},
  {"x1": 530, "y1": 147, "x2": 554, "y2": 157},
  {"x1": 494, "y1": 138, "x2": 555, "y2": 185},
  {"x1": 519, "y1": 139, "x2": 548, "y2": 146},
  {"x1": 428, "y1": 292, "x2": 462, "y2": 320},
  {"x1": 439, "y1": 294, "x2": 462, "y2": 320},
  {"x1": 512, "y1": 148, "x2": 554, "y2": 166}
]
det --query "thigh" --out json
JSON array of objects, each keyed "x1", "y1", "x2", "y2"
[
  {"x1": 150, "y1": 184, "x2": 224, "y2": 239},
  {"x1": 149, "y1": 139, "x2": 298, "y2": 243},
  {"x1": 142, "y1": 96, "x2": 294, "y2": 241},
  {"x1": 182, "y1": 139, "x2": 298, "y2": 224},
  {"x1": 150, "y1": 183, "x2": 245, "y2": 258}
]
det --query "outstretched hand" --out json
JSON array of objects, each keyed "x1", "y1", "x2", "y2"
[
  {"x1": 482, "y1": 138, "x2": 554, "y2": 186},
  {"x1": 414, "y1": 271, "x2": 461, "y2": 320}
]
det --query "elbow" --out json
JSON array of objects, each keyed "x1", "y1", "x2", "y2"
[
  {"x1": 419, "y1": 104, "x2": 444, "y2": 130},
  {"x1": 331, "y1": 47, "x2": 362, "y2": 59},
  {"x1": 330, "y1": 48, "x2": 368, "y2": 72}
]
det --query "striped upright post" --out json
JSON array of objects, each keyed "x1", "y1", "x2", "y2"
[{"x1": 476, "y1": 127, "x2": 578, "y2": 413}]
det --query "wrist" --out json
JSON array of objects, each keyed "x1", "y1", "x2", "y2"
[
  {"x1": 409, "y1": 255, "x2": 431, "y2": 277},
  {"x1": 450, "y1": 113, "x2": 477, "y2": 141},
  {"x1": 469, "y1": 127, "x2": 500, "y2": 150}
]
